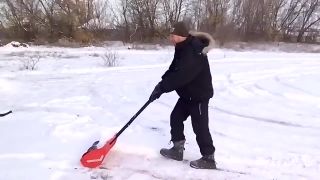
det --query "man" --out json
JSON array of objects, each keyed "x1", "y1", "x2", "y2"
[{"x1": 149, "y1": 21, "x2": 216, "y2": 169}]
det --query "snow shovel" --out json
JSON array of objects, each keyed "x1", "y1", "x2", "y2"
[{"x1": 80, "y1": 99, "x2": 152, "y2": 168}]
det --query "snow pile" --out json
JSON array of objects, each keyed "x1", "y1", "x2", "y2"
[{"x1": 2, "y1": 41, "x2": 29, "y2": 48}]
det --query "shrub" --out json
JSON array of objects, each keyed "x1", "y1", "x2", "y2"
[
  {"x1": 20, "y1": 54, "x2": 41, "y2": 70},
  {"x1": 101, "y1": 50, "x2": 118, "y2": 67}
]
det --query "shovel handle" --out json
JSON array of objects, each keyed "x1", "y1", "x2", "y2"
[
  {"x1": 0, "y1": 110, "x2": 12, "y2": 117},
  {"x1": 110, "y1": 100, "x2": 152, "y2": 144}
]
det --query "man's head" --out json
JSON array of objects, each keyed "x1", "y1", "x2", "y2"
[{"x1": 169, "y1": 21, "x2": 189, "y2": 45}]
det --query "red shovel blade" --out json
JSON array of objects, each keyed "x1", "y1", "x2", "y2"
[{"x1": 80, "y1": 136, "x2": 117, "y2": 168}]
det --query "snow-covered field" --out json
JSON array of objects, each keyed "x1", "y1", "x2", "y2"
[{"x1": 0, "y1": 44, "x2": 319, "y2": 180}]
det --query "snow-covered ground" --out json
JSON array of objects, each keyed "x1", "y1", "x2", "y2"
[{"x1": 0, "y1": 44, "x2": 319, "y2": 180}]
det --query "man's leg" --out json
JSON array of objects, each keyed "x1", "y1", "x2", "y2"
[
  {"x1": 160, "y1": 98, "x2": 190, "y2": 161},
  {"x1": 189, "y1": 99, "x2": 215, "y2": 155},
  {"x1": 189, "y1": 99, "x2": 216, "y2": 169},
  {"x1": 170, "y1": 98, "x2": 190, "y2": 141}
]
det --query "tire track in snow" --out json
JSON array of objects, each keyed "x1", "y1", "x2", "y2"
[
  {"x1": 213, "y1": 106, "x2": 317, "y2": 129},
  {"x1": 274, "y1": 76, "x2": 319, "y2": 96}
]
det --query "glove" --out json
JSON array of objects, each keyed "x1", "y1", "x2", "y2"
[{"x1": 149, "y1": 83, "x2": 164, "y2": 102}]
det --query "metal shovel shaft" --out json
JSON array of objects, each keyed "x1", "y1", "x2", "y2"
[
  {"x1": 110, "y1": 100, "x2": 152, "y2": 144},
  {"x1": 0, "y1": 110, "x2": 12, "y2": 117}
]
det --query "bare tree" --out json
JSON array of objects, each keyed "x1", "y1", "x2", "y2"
[
  {"x1": 2, "y1": 0, "x2": 40, "y2": 40},
  {"x1": 295, "y1": 0, "x2": 320, "y2": 42},
  {"x1": 280, "y1": 0, "x2": 307, "y2": 40},
  {"x1": 146, "y1": 0, "x2": 161, "y2": 38},
  {"x1": 126, "y1": 0, "x2": 161, "y2": 41},
  {"x1": 162, "y1": 0, "x2": 186, "y2": 27},
  {"x1": 110, "y1": 0, "x2": 130, "y2": 42},
  {"x1": 0, "y1": 0, "x2": 319, "y2": 43},
  {"x1": 84, "y1": 0, "x2": 109, "y2": 30},
  {"x1": 18, "y1": 0, "x2": 46, "y2": 40},
  {"x1": 264, "y1": 0, "x2": 286, "y2": 40},
  {"x1": 232, "y1": 0, "x2": 288, "y2": 40},
  {"x1": 198, "y1": 0, "x2": 230, "y2": 33},
  {"x1": 231, "y1": 0, "x2": 243, "y2": 29},
  {"x1": 3, "y1": 0, "x2": 25, "y2": 31},
  {"x1": 38, "y1": 0, "x2": 59, "y2": 39}
]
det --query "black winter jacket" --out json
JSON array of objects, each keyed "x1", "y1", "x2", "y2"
[{"x1": 160, "y1": 32, "x2": 214, "y2": 101}]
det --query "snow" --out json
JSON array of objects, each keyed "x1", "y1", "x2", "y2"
[
  {"x1": 0, "y1": 44, "x2": 320, "y2": 180},
  {"x1": 2, "y1": 41, "x2": 29, "y2": 49}
]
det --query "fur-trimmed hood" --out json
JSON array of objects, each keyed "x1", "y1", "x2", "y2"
[{"x1": 189, "y1": 31, "x2": 216, "y2": 54}]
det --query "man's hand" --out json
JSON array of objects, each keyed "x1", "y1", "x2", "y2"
[{"x1": 149, "y1": 83, "x2": 163, "y2": 102}]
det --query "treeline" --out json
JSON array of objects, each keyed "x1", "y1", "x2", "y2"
[{"x1": 0, "y1": 0, "x2": 319, "y2": 45}]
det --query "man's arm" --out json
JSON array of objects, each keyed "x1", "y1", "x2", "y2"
[
  {"x1": 161, "y1": 60, "x2": 175, "y2": 79},
  {"x1": 160, "y1": 51, "x2": 203, "y2": 92}
]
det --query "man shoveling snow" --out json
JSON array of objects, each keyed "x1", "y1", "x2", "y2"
[{"x1": 149, "y1": 21, "x2": 216, "y2": 169}]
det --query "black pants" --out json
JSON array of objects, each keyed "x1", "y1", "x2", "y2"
[{"x1": 170, "y1": 98, "x2": 215, "y2": 156}]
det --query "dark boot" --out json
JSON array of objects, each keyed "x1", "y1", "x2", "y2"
[
  {"x1": 190, "y1": 154, "x2": 216, "y2": 169},
  {"x1": 160, "y1": 140, "x2": 185, "y2": 161}
]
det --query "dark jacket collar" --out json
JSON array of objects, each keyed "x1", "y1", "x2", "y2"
[{"x1": 175, "y1": 35, "x2": 192, "y2": 50}]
